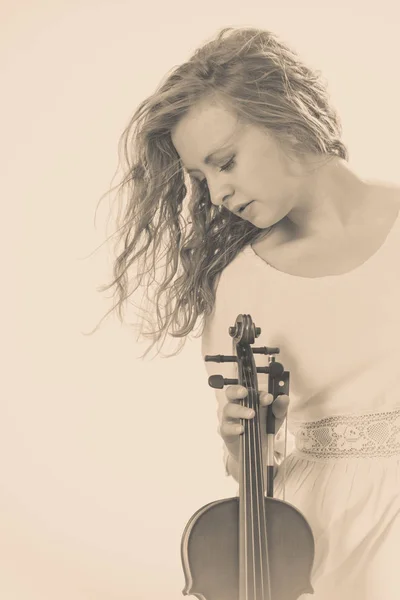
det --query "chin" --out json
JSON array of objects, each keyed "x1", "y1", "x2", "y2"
[
  {"x1": 247, "y1": 214, "x2": 280, "y2": 230},
  {"x1": 241, "y1": 200, "x2": 285, "y2": 229}
]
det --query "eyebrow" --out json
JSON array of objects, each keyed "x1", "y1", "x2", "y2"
[{"x1": 185, "y1": 145, "x2": 233, "y2": 175}]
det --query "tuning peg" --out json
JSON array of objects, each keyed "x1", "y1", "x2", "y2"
[
  {"x1": 252, "y1": 346, "x2": 280, "y2": 355},
  {"x1": 256, "y1": 367, "x2": 269, "y2": 374},
  {"x1": 256, "y1": 363, "x2": 284, "y2": 376},
  {"x1": 205, "y1": 355, "x2": 238, "y2": 363},
  {"x1": 208, "y1": 375, "x2": 239, "y2": 389}
]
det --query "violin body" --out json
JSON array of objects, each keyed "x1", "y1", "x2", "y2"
[{"x1": 181, "y1": 496, "x2": 314, "y2": 600}]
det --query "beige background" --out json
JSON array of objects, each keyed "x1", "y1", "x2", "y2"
[{"x1": 2, "y1": 0, "x2": 399, "y2": 598}]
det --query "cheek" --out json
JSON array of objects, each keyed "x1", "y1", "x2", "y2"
[
  {"x1": 247, "y1": 165, "x2": 284, "y2": 200},
  {"x1": 248, "y1": 152, "x2": 285, "y2": 185}
]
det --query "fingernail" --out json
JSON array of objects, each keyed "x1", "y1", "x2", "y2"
[{"x1": 246, "y1": 409, "x2": 255, "y2": 418}]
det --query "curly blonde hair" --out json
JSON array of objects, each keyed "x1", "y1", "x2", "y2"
[{"x1": 96, "y1": 27, "x2": 348, "y2": 357}]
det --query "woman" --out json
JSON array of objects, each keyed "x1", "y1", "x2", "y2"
[{"x1": 101, "y1": 27, "x2": 400, "y2": 599}]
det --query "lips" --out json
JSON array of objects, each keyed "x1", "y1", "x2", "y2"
[{"x1": 233, "y1": 201, "x2": 253, "y2": 215}]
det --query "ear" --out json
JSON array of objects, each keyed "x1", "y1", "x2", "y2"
[
  {"x1": 275, "y1": 130, "x2": 303, "y2": 161},
  {"x1": 282, "y1": 130, "x2": 301, "y2": 149}
]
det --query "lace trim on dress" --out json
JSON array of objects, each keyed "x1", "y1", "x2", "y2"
[{"x1": 294, "y1": 409, "x2": 400, "y2": 459}]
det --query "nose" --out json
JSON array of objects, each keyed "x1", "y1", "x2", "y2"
[{"x1": 209, "y1": 182, "x2": 234, "y2": 208}]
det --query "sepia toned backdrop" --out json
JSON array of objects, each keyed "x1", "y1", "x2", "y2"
[{"x1": 2, "y1": 0, "x2": 400, "y2": 598}]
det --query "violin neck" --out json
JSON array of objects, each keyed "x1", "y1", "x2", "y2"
[{"x1": 239, "y1": 388, "x2": 266, "y2": 498}]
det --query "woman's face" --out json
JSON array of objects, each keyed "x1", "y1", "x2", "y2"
[{"x1": 171, "y1": 97, "x2": 305, "y2": 229}]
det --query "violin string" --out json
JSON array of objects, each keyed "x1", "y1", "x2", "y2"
[
  {"x1": 252, "y1": 383, "x2": 264, "y2": 599},
  {"x1": 253, "y1": 383, "x2": 266, "y2": 600},
  {"x1": 243, "y1": 366, "x2": 254, "y2": 599},
  {"x1": 239, "y1": 343, "x2": 249, "y2": 600},
  {"x1": 235, "y1": 331, "x2": 246, "y2": 599},
  {"x1": 249, "y1": 379, "x2": 258, "y2": 599},
  {"x1": 244, "y1": 366, "x2": 256, "y2": 599},
  {"x1": 244, "y1": 360, "x2": 272, "y2": 600}
]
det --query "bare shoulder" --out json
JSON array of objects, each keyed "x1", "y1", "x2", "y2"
[
  {"x1": 363, "y1": 181, "x2": 400, "y2": 229},
  {"x1": 367, "y1": 180, "x2": 400, "y2": 210}
]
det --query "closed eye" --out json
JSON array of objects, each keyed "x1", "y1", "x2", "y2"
[
  {"x1": 219, "y1": 156, "x2": 235, "y2": 172},
  {"x1": 188, "y1": 156, "x2": 235, "y2": 186}
]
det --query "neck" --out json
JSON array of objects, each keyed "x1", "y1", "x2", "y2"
[{"x1": 286, "y1": 157, "x2": 368, "y2": 239}]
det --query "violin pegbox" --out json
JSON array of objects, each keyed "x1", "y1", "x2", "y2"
[{"x1": 205, "y1": 314, "x2": 281, "y2": 390}]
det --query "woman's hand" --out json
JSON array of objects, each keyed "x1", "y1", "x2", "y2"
[{"x1": 220, "y1": 384, "x2": 290, "y2": 465}]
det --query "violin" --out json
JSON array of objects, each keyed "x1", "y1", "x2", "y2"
[{"x1": 181, "y1": 314, "x2": 315, "y2": 600}]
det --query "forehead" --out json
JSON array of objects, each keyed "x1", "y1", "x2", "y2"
[{"x1": 171, "y1": 98, "x2": 243, "y2": 165}]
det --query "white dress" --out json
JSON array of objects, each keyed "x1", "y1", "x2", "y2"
[{"x1": 201, "y1": 213, "x2": 400, "y2": 599}]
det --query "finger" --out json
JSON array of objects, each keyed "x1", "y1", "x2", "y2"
[
  {"x1": 259, "y1": 392, "x2": 273, "y2": 406},
  {"x1": 223, "y1": 403, "x2": 255, "y2": 420},
  {"x1": 226, "y1": 385, "x2": 248, "y2": 401},
  {"x1": 220, "y1": 422, "x2": 244, "y2": 438},
  {"x1": 259, "y1": 391, "x2": 289, "y2": 411},
  {"x1": 272, "y1": 394, "x2": 290, "y2": 419}
]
